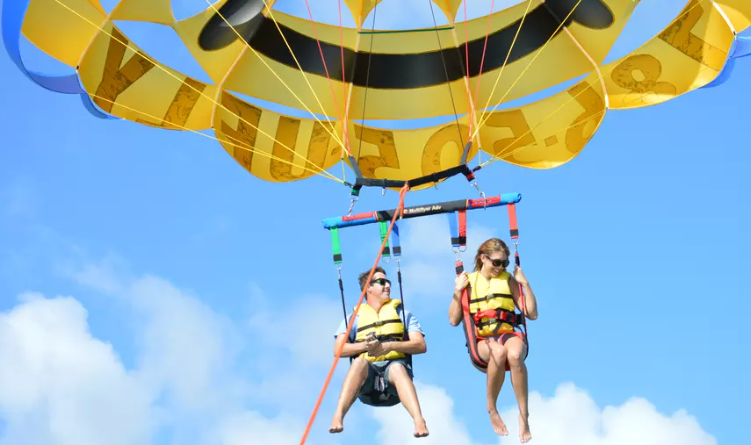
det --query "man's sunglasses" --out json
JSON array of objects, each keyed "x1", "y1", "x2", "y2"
[
  {"x1": 484, "y1": 256, "x2": 509, "y2": 268},
  {"x1": 371, "y1": 278, "x2": 391, "y2": 286}
]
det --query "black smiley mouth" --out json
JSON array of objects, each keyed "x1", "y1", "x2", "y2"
[{"x1": 197, "y1": 0, "x2": 614, "y2": 89}]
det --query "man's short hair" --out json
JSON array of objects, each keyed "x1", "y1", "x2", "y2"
[{"x1": 359, "y1": 266, "x2": 386, "y2": 290}]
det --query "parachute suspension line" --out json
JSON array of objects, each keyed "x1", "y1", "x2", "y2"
[
  {"x1": 344, "y1": 2, "x2": 379, "y2": 215},
  {"x1": 463, "y1": 0, "x2": 472, "y2": 140},
  {"x1": 470, "y1": 0, "x2": 497, "y2": 158},
  {"x1": 472, "y1": 0, "x2": 584, "y2": 141},
  {"x1": 355, "y1": 3, "x2": 380, "y2": 164},
  {"x1": 471, "y1": 0, "x2": 533, "y2": 140},
  {"x1": 207, "y1": 0, "x2": 346, "y2": 150},
  {"x1": 300, "y1": 0, "x2": 352, "y2": 155},
  {"x1": 53, "y1": 0, "x2": 342, "y2": 183},
  {"x1": 338, "y1": 0, "x2": 352, "y2": 160},
  {"x1": 478, "y1": 0, "x2": 710, "y2": 169},
  {"x1": 299, "y1": 183, "x2": 409, "y2": 445},
  {"x1": 427, "y1": 0, "x2": 465, "y2": 148}
]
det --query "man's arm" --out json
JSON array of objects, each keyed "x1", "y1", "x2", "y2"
[
  {"x1": 333, "y1": 333, "x2": 371, "y2": 358},
  {"x1": 375, "y1": 331, "x2": 427, "y2": 355},
  {"x1": 449, "y1": 271, "x2": 468, "y2": 326}
]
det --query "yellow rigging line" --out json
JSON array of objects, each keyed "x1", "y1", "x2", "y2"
[
  {"x1": 50, "y1": 0, "x2": 342, "y2": 183},
  {"x1": 477, "y1": 0, "x2": 713, "y2": 169},
  {"x1": 87, "y1": 92, "x2": 344, "y2": 183},
  {"x1": 471, "y1": 0, "x2": 584, "y2": 142},
  {"x1": 205, "y1": 0, "x2": 349, "y2": 151}
]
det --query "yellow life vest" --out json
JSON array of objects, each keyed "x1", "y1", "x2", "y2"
[
  {"x1": 355, "y1": 299, "x2": 406, "y2": 362},
  {"x1": 467, "y1": 270, "x2": 517, "y2": 337}
]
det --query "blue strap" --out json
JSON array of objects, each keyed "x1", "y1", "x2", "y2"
[
  {"x1": 391, "y1": 222, "x2": 402, "y2": 257},
  {"x1": 702, "y1": 36, "x2": 751, "y2": 89},
  {"x1": 2, "y1": 0, "x2": 114, "y2": 119},
  {"x1": 448, "y1": 212, "x2": 460, "y2": 248}
]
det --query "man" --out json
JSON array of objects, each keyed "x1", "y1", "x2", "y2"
[{"x1": 329, "y1": 267, "x2": 429, "y2": 438}]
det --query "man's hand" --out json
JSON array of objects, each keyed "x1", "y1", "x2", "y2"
[
  {"x1": 364, "y1": 333, "x2": 380, "y2": 352},
  {"x1": 368, "y1": 341, "x2": 391, "y2": 357}
]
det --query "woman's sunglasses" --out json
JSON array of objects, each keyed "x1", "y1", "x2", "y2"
[{"x1": 484, "y1": 256, "x2": 509, "y2": 268}]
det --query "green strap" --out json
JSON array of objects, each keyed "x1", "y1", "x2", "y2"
[
  {"x1": 330, "y1": 228, "x2": 342, "y2": 264},
  {"x1": 379, "y1": 221, "x2": 391, "y2": 259}
]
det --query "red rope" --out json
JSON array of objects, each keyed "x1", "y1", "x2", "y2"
[{"x1": 298, "y1": 183, "x2": 410, "y2": 445}]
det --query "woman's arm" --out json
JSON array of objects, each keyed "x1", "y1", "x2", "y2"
[
  {"x1": 510, "y1": 267, "x2": 538, "y2": 320},
  {"x1": 449, "y1": 272, "x2": 469, "y2": 326}
]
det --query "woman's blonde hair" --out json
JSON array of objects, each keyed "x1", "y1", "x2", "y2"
[{"x1": 473, "y1": 238, "x2": 510, "y2": 271}]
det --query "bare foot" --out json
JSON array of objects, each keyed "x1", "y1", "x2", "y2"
[
  {"x1": 519, "y1": 413, "x2": 532, "y2": 443},
  {"x1": 489, "y1": 410, "x2": 508, "y2": 436},
  {"x1": 328, "y1": 416, "x2": 343, "y2": 434},
  {"x1": 414, "y1": 418, "x2": 429, "y2": 438}
]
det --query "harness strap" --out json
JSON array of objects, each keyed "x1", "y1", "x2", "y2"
[
  {"x1": 468, "y1": 292, "x2": 513, "y2": 304},
  {"x1": 391, "y1": 222, "x2": 402, "y2": 257},
  {"x1": 349, "y1": 163, "x2": 476, "y2": 196},
  {"x1": 356, "y1": 318, "x2": 402, "y2": 332},
  {"x1": 448, "y1": 210, "x2": 467, "y2": 248},
  {"x1": 378, "y1": 221, "x2": 391, "y2": 259},
  {"x1": 354, "y1": 333, "x2": 404, "y2": 343}
]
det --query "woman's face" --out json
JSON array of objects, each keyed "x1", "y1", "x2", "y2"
[{"x1": 482, "y1": 251, "x2": 509, "y2": 277}]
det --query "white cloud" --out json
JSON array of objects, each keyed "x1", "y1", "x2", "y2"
[
  {"x1": 372, "y1": 382, "x2": 716, "y2": 445},
  {"x1": 248, "y1": 293, "x2": 343, "y2": 367},
  {"x1": 497, "y1": 383, "x2": 716, "y2": 445},
  {"x1": 0, "y1": 293, "x2": 154, "y2": 445},
  {"x1": 1, "y1": 254, "x2": 716, "y2": 445},
  {"x1": 216, "y1": 411, "x2": 305, "y2": 445},
  {"x1": 129, "y1": 275, "x2": 244, "y2": 415},
  {"x1": 0, "y1": 258, "x2": 317, "y2": 445},
  {"x1": 372, "y1": 383, "x2": 475, "y2": 445}
]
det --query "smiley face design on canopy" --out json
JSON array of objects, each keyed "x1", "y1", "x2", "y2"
[{"x1": 3, "y1": 0, "x2": 750, "y2": 189}]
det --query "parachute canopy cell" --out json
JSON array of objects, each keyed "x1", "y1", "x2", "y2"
[{"x1": 3, "y1": 0, "x2": 750, "y2": 188}]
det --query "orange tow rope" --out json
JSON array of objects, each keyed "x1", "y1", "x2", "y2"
[{"x1": 298, "y1": 183, "x2": 410, "y2": 445}]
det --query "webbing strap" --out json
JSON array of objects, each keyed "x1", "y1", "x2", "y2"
[
  {"x1": 508, "y1": 203, "x2": 519, "y2": 239},
  {"x1": 378, "y1": 221, "x2": 391, "y2": 259},
  {"x1": 391, "y1": 222, "x2": 402, "y2": 257},
  {"x1": 349, "y1": 163, "x2": 476, "y2": 196},
  {"x1": 448, "y1": 211, "x2": 467, "y2": 249},
  {"x1": 330, "y1": 227, "x2": 342, "y2": 264}
]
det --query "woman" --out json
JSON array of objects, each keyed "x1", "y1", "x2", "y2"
[{"x1": 449, "y1": 238, "x2": 537, "y2": 443}]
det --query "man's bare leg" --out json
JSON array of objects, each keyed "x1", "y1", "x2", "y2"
[
  {"x1": 505, "y1": 337, "x2": 531, "y2": 443},
  {"x1": 478, "y1": 339, "x2": 509, "y2": 436},
  {"x1": 388, "y1": 363, "x2": 429, "y2": 438},
  {"x1": 330, "y1": 358, "x2": 369, "y2": 433}
]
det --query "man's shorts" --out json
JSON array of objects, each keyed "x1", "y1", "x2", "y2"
[{"x1": 357, "y1": 358, "x2": 413, "y2": 406}]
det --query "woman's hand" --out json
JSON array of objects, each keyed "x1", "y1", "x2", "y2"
[
  {"x1": 455, "y1": 271, "x2": 469, "y2": 292},
  {"x1": 514, "y1": 266, "x2": 528, "y2": 286}
]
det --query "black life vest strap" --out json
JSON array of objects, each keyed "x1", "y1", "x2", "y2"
[
  {"x1": 468, "y1": 292, "x2": 513, "y2": 305},
  {"x1": 356, "y1": 318, "x2": 402, "y2": 333}
]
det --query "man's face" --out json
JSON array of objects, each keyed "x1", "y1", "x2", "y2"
[{"x1": 367, "y1": 271, "x2": 391, "y2": 301}]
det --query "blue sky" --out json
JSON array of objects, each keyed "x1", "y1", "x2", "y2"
[{"x1": 0, "y1": 1, "x2": 749, "y2": 445}]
